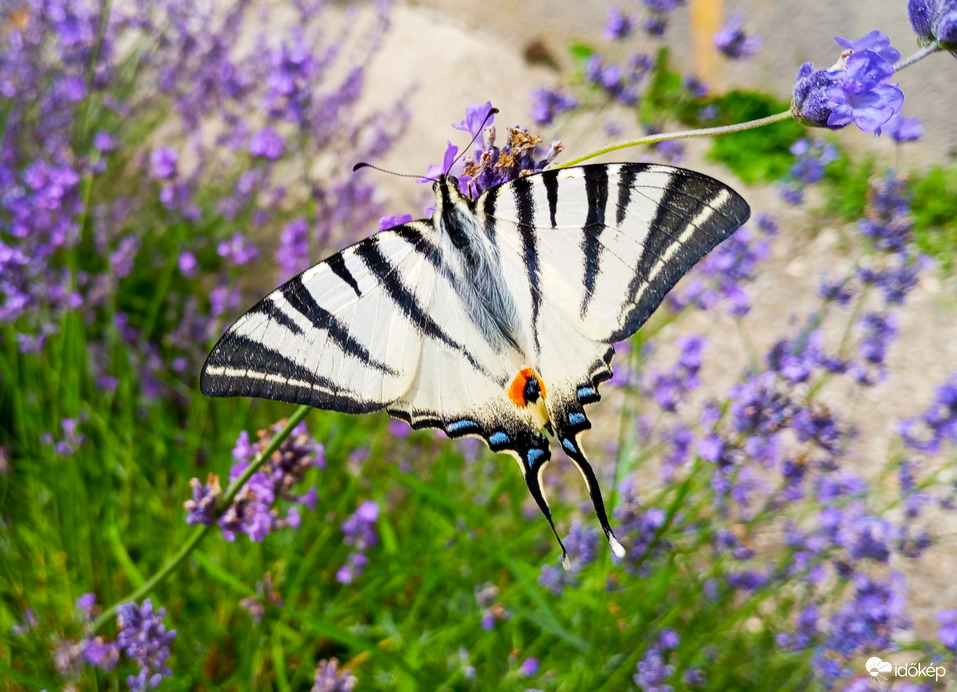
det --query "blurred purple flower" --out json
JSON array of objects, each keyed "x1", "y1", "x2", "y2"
[
  {"x1": 277, "y1": 218, "x2": 310, "y2": 278},
  {"x1": 217, "y1": 231, "x2": 259, "y2": 266},
  {"x1": 312, "y1": 658, "x2": 357, "y2": 692},
  {"x1": 683, "y1": 75, "x2": 708, "y2": 98},
  {"x1": 857, "y1": 171, "x2": 913, "y2": 252},
  {"x1": 249, "y1": 127, "x2": 285, "y2": 160},
  {"x1": 634, "y1": 628, "x2": 680, "y2": 691},
  {"x1": 605, "y1": 7, "x2": 634, "y2": 40},
  {"x1": 116, "y1": 599, "x2": 176, "y2": 692},
  {"x1": 178, "y1": 251, "x2": 198, "y2": 278},
  {"x1": 714, "y1": 13, "x2": 762, "y2": 60},
  {"x1": 791, "y1": 31, "x2": 903, "y2": 134},
  {"x1": 93, "y1": 131, "x2": 116, "y2": 152},
  {"x1": 150, "y1": 147, "x2": 179, "y2": 180},
  {"x1": 898, "y1": 373, "x2": 957, "y2": 453},
  {"x1": 937, "y1": 609, "x2": 957, "y2": 650},
  {"x1": 529, "y1": 87, "x2": 578, "y2": 126},
  {"x1": 337, "y1": 500, "x2": 379, "y2": 583},
  {"x1": 655, "y1": 138, "x2": 684, "y2": 163},
  {"x1": 520, "y1": 657, "x2": 540, "y2": 676},
  {"x1": 884, "y1": 113, "x2": 923, "y2": 142}
]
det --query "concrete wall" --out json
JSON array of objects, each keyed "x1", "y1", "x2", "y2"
[{"x1": 408, "y1": 0, "x2": 956, "y2": 168}]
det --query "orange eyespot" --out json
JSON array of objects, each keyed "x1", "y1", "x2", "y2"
[{"x1": 508, "y1": 368, "x2": 546, "y2": 407}]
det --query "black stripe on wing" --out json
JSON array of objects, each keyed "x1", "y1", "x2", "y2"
[
  {"x1": 327, "y1": 253, "x2": 362, "y2": 297},
  {"x1": 353, "y1": 235, "x2": 492, "y2": 378},
  {"x1": 512, "y1": 176, "x2": 542, "y2": 354},
  {"x1": 581, "y1": 166, "x2": 609, "y2": 316},
  {"x1": 201, "y1": 334, "x2": 381, "y2": 414},
  {"x1": 610, "y1": 167, "x2": 750, "y2": 341},
  {"x1": 280, "y1": 275, "x2": 399, "y2": 376}
]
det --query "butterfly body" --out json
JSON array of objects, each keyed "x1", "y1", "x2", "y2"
[{"x1": 201, "y1": 163, "x2": 750, "y2": 563}]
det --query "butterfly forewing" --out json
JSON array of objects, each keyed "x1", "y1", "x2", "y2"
[{"x1": 201, "y1": 223, "x2": 436, "y2": 412}]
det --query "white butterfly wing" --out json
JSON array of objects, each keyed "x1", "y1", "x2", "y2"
[{"x1": 201, "y1": 224, "x2": 434, "y2": 412}]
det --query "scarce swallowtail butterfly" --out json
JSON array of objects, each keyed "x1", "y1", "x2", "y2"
[{"x1": 201, "y1": 162, "x2": 750, "y2": 565}]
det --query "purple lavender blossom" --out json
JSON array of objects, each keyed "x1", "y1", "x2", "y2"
[
  {"x1": 898, "y1": 373, "x2": 957, "y2": 453},
  {"x1": 937, "y1": 609, "x2": 957, "y2": 650},
  {"x1": 378, "y1": 213, "x2": 413, "y2": 231},
  {"x1": 183, "y1": 474, "x2": 222, "y2": 525},
  {"x1": 645, "y1": 335, "x2": 705, "y2": 412},
  {"x1": 883, "y1": 113, "x2": 923, "y2": 142},
  {"x1": 714, "y1": 14, "x2": 762, "y2": 60},
  {"x1": 529, "y1": 87, "x2": 578, "y2": 126},
  {"x1": 337, "y1": 500, "x2": 379, "y2": 583},
  {"x1": 655, "y1": 139, "x2": 685, "y2": 164},
  {"x1": 312, "y1": 658, "x2": 357, "y2": 692},
  {"x1": 213, "y1": 421, "x2": 322, "y2": 541},
  {"x1": 422, "y1": 103, "x2": 562, "y2": 198},
  {"x1": 149, "y1": 147, "x2": 179, "y2": 180},
  {"x1": 633, "y1": 628, "x2": 680, "y2": 691},
  {"x1": 791, "y1": 32, "x2": 903, "y2": 134},
  {"x1": 857, "y1": 171, "x2": 913, "y2": 252},
  {"x1": 217, "y1": 232, "x2": 259, "y2": 266},
  {"x1": 116, "y1": 599, "x2": 177, "y2": 691},
  {"x1": 277, "y1": 218, "x2": 310, "y2": 278},
  {"x1": 822, "y1": 573, "x2": 908, "y2": 659},
  {"x1": 249, "y1": 127, "x2": 285, "y2": 160},
  {"x1": 520, "y1": 657, "x2": 540, "y2": 676},
  {"x1": 908, "y1": 0, "x2": 957, "y2": 50},
  {"x1": 604, "y1": 7, "x2": 635, "y2": 40}
]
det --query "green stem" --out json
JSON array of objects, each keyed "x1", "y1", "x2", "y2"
[
  {"x1": 555, "y1": 110, "x2": 794, "y2": 168},
  {"x1": 894, "y1": 41, "x2": 942, "y2": 72},
  {"x1": 92, "y1": 405, "x2": 311, "y2": 632}
]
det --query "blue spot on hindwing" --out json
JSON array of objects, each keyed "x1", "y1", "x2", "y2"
[
  {"x1": 577, "y1": 385, "x2": 596, "y2": 400},
  {"x1": 568, "y1": 411, "x2": 586, "y2": 425},
  {"x1": 489, "y1": 431, "x2": 510, "y2": 447},
  {"x1": 447, "y1": 419, "x2": 480, "y2": 436},
  {"x1": 562, "y1": 437, "x2": 577, "y2": 454},
  {"x1": 526, "y1": 448, "x2": 545, "y2": 469}
]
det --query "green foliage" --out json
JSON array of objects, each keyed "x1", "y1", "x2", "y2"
[
  {"x1": 639, "y1": 48, "x2": 687, "y2": 125},
  {"x1": 0, "y1": 324, "x2": 818, "y2": 690},
  {"x1": 911, "y1": 166, "x2": 957, "y2": 271},
  {"x1": 705, "y1": 92, "x2": 806, "y2": 184},
  {"x1": 824, "y1": 158, "x2": 957, "y2": 270},
  {"x1": 822, "y1": 153, "x2": 875, "y2": 221}
]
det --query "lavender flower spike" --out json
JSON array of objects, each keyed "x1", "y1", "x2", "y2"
[
  {"x1": 116, "y1": 599, "x2": 177, "y2": 692},
  {"x1": 714, "y1": 13, "x2": 762, "y2": 60},
  {"x1": 909, "y1": 0, "x2": 957, "y2": 51},
  {"x1": 791, "y1": 31, "x2": 903, "y2": 134}
]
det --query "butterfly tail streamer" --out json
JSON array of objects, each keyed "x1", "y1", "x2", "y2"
[
  {"x1": 520, "y1": 451, "x2": 570, "y2": 569},
  {"x1": 559, "y1": 434, "x2": 626, "y2": 559}
]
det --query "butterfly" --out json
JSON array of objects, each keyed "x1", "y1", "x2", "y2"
[{"x1": 201, "y1": 163, "x2": 750, "y2": 565}]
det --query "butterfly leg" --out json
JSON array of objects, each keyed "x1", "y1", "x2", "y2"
[{"x1": 557, "y1": 429, "x2": 626, "y2": 559}]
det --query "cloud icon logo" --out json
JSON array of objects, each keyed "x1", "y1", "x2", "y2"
[{"x1": 866, "y1": 657, "x2": 893, "y2": 677}]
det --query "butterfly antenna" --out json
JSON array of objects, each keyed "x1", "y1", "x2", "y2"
[{"x1": 351, "y1": 162, "x2": 421, "y2": 179}]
